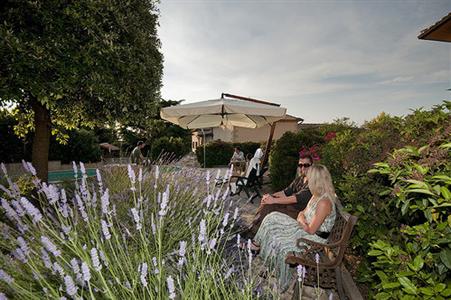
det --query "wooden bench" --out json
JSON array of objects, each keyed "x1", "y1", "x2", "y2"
[{"x1": 285, "y1": 205, "x2": 358, "y2": 300}]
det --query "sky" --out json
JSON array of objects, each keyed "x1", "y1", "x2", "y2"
[{"x1": 158, "y1": 0, "x2": 450, "y2": 124}]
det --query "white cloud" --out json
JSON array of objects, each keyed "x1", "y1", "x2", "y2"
[{"x1": 158, "y1": 1, "x2": 450, "y2": 124}]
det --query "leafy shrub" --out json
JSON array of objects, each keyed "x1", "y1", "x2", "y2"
[
  {"x1": 196, "y1": 140, "x2": 234, "y2": 167},
  {"x1": 196, "y1": 141, "x2": 260, "y2": 168},
  {"x1": 269, "y1": 129, "x2": 324, "y2": 191},
  {"x1": 50, "y1": 129, "x2": 102, "y2": 163},
  {"x1": 367, "y1": 141, "x2": 451, "y2": 299},
  {"x1": 150, "y1": 136, "x2": 191, "y2": 161}
]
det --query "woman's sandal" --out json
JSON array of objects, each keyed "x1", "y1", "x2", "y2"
[{"x1": 239, "y1": 240, "x2": 260, "y2": 254}]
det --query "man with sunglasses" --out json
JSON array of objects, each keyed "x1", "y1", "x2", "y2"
[{"x1": 243, "y1": 153, "x2": 313, "y2": 237}]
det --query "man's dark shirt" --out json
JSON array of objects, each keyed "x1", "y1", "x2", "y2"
[{"x1": 283, "y1": 176, "x2": 312, "y2": 210}]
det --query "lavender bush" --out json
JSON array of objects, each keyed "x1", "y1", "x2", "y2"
[{"x1": 0, "y1": 162, "x2": 256, "y2": 299}]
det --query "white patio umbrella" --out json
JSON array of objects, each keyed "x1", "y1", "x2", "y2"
[
  {"x1": 160, "y1": 97, "x2": 287, "y2": 167},
  {"x1": 160, "y1": 98, "x2": 286, "y2": 129}
]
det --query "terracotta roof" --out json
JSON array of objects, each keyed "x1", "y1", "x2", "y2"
[{"x1": 418, "y1": 12, "x2": 451, "y2": 42}]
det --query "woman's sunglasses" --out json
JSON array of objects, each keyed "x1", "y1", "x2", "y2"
[{"x1": 298, "y1": 163, "x2": 311, "y2": 168}]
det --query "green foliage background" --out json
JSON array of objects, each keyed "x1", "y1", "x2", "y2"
[
  {"x1": 267, "y1": 101, "x2": 450, "y2": 298},
  {"x1": 195, "y1": 140, "x2": 261, "y2": 167}
]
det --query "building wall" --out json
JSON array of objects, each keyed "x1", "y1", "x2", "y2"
[
  {"x1": 232, "y1": 121, "x2": 299, "y2": 143},
  {"x1": 190, "y1": 121, "x2": 299, "y2": 151}
]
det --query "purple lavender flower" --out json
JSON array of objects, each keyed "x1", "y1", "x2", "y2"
[
  {"x1": 64, "y1": 275, "x2": 78, "y2": 296},
  {"x1": 81, "y1": 262, "x2": 91, "y2": 282},
  {"x1": 0, "y1": 269, "x2": 13, "y2": 284},
  {"x1": 131, "y1": 208, "x2": 142, "y2": 230},
  {"x1": 329, "y1": 293, "x2": 334, "y2": 300},
  {"x1": 75, "y1": 195, "x2": 88, "y2": 222},
  {"x1": 41, "y1": 236, "x2": 61, "y2": 257},
  {"x1": 20, "y1": 197, "x2": 43, "y2": 224},
  {"x1": 12, "y1": 248, "x2": 27, "y2": 263},
  {"x1": 72, "y1": 162, "x2": 78, "y2": 179},
  {"x1": 101, "y1": 219, "x2": 111, "y2": 240},
  {"x1": 79, "y1": 162, "x2": 86, "y2": 177},
  {"x1": 222, "y1": 186, "x2": 230, "y2": 201},
  {"x1": 17, "y1": 237, "x2": 29, "y2": 256},
  {"x1": 41, "y1": 248, "x2": 52, "y2": 269},
  {"x1": 0, "y1": 163, "x2": 7, "y2": 176},
  {"x1": 208, "y1": 238, "x2": 217, "y2": 254},
  {"x1": 154, "y1": 165, "x2": 159, "y2": 189},
  {"x1": 27, "y1": 162, "x2": 36, "y2": 176},
  {"x1": 0, "y1": 185, "x2": 13, "y2": 198},
  {"x1": 127, "y1": 165, "x2": 136, "y2": 191},
  {"x1": 222, "y1": 212, "x2": 230, "y2": 228},
  {"x1": 140, "y1": 262, "x2": 148, "y2": 287},
  {"x1": 167, "y1": 276, "x2": 176, "y2": 299},
  {"x1": 138, "y1": 168, "x2": 143, "y2": 183},
  {"x1": 96, "y1": 169, "x2": 103, "y2": 189},
  {"x1": 53, "y1": 262, "x2": 65, "y2": 277},
  {"x1": 22, "y1": 160, "x2": 30, "y2": 173},
  {"x1": 159, "y1": 189, "x2": 169, "y2": 217},
  {"x1": 1, "y1": 198, "x2": 20, "y2": 223},
  {"x1": 152, "y1": 257, "x2": 159, "y2": 274},
  {"x1": 151, "y1": 219, "x2": 156, "y2": 235},
  {"x1": 70, "y1": 258, "x2": 80, "y2": 275},
  {"x1": 315, "y1": 253, "x2": 320, "y2": 264},
  {"x1": 90, "y1": 248, "x2": 102, "y2": 271},
  {"x1": 224, "y1": 266, "x2": 234, "y2": 279},
  {"x1": 101, "y1": 189, "x2": 110, "y2": 215},
  {"x1": 99, "y1": 250, "x2": 108, "y2": 267},
  {"x1": 236, "y1": 234, "x2": 241, "y2": 247},
  {"x1": 296, "y1": 265, "x2": 304, "y2": 282},
  {"x1": 11, "y1": 200, "x2": 25, "y2": 217},
  {"x1": 0, "y1": 292, "x2": 8, "y2": 300},
  {"x1": 42, "y1": 183, "x2": 59, "y2": 205},
  {"x1": 198, "y1": 219, "x2": 207, "y2": 245},
  {"x1": 178, "y1": 241, "x2": 187, "y2": 258}
]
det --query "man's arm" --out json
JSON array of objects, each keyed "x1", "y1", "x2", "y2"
[{"x1": 261, "y1": 194, "x2": 297, "y2": 205}]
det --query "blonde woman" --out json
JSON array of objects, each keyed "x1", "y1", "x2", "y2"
[{"x1": 246, "y1": 164, "x2": 337, "y2": 291}]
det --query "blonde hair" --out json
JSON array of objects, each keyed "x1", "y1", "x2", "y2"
[{"x1": 307, "y1": 164, "x2": 336, "y2": 203}]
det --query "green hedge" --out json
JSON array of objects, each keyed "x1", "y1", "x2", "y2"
[
  {"x1": 150, "y1": 136, "x2": 191, "y2": 161},
  {"x1": 196, "y1": 141, "x2": 261, "y2": 167},
  {"x1": 269, "y1": 128, "x2": 325, "y2": 191}
]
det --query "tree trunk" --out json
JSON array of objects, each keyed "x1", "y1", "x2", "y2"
[{"x1": 31, "y1": 96, "x2": 51, "y2": 182}]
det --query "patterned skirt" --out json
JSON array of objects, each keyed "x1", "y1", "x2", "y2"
[{"x1": 254, "y1": 212, "x2": 327, "y2": 291}]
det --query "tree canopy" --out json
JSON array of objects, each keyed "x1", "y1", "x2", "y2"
[{"x1": 0, "y1": 0, "x2": 163, "y2": 180}]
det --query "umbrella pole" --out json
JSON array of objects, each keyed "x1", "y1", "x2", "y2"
[
  {"x1": 262, "y1": 122, "x2": 276, "y2": 167},
  {"x1": 201, "y1": 128, "x2": 206, "y2": 168}
]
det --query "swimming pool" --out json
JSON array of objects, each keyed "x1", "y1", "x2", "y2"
[{"x1": 48, "y1": 169, "x2": 96, "y2": 182}]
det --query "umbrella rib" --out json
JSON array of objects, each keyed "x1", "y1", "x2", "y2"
[
  {"x1": 185, "y1": 115, "x2": 203, "y2": 128},
  {"x1": 245, "y1": 115, "x2": 259, "y2": 127}
]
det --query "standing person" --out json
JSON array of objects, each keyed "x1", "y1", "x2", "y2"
[
  {"x1": 243, "y1": 164, "x2": 337, "y2": 292},
  {"x1": 130, "y1": 141, "x2": 145, "y2": 164},
  {"x1": 243, "y1": 153, "x2": 313, "y2": 237}
]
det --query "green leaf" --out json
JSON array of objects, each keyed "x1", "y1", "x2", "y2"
[
  {"x1": 442, "y1": 288, "x2": 451, "y2": 297},
  {"x1": 420, "y1": 287, "x2": 435, "y2": 296},
  {"x1": 368, "y1": 250, "x2": 383, "y2": 256},
  {"x1": 398, "y1": 276, "x2": 418, "y2": 295},
  {"x1": 434, "y1": 283, "x2": 446, "y2": 292},
  {"x1": 375, "y1": 270, "x2": 388, "y2": 281},
  {"x1": 439, "y1": 249, "x2": 451, "y2": 269},
  {"x1": 407, "y1": 188, "x2": 435, "y2": 196},
  {"x1": 382, "y1": 282, "x2": 401, "y2": 289},
  {"x1": 374, "y1": 292, "x2": 392, "y2": 300},
  {"x1": 440, "y1": 187, "x2": 451, "y2": 200},
  {"x1": 409, "y1": 255, "x2": 424, "y2": 271},
  {"x1": 439, "y1": 142, "x2": 451, "y2": 149}
]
